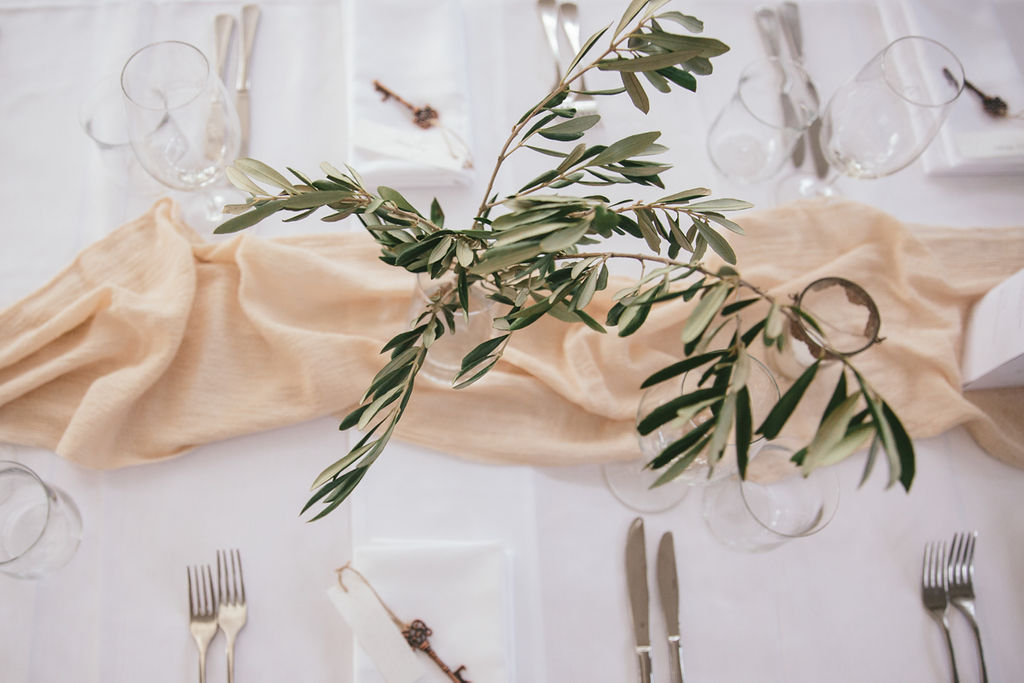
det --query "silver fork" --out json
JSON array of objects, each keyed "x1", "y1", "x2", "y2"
[
  {"x1": 949, "y1": 532, "x2": 988, "y2": 683},
  {"x1": 187, "y1": 565, "x2": 218, "y2": 683},
  {"x1": 558, "y1": 2, "x2": 599, "y2": 115},
  {"x1": 922, "y1": 541, "x2": 960, "y2": 683},
  {"x1": 217, "y1": 549, "x2": 248, "y2": 683}
]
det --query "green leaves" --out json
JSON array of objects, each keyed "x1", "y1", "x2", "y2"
[{"x1": 538, "y1": 114, "x2": 601, "y2": 141}]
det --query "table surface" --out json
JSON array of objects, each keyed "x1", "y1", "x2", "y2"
[{"x1": 2, "y1": 1, "x2": 1023, "y2": 682}]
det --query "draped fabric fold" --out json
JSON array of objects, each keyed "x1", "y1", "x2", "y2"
[{"x1": 0, "y1": 198, "x2": 1021, "y2": 471}]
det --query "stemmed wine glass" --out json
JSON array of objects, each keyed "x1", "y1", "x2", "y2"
[
  {"x1": 779, "y1": 36, "x2": 964, "y2": 200},
  {"x1": 121, "y1": 40, "x2": 241, "y2": 223}
]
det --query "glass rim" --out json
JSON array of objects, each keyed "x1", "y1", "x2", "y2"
[
  {"x1": 0, "y1": 460, "x2": 53, "y2": 566},
  {"x1": 737, "y1": 56, "x2": 819, "y2": 131},
  {"x1": 879, "y1": 35, "x2": 965, "y2": 108},
  {"x1": 792, "y1": 276, "x2": 882, "y2": 359},
  {"x1": 120, "y1": 40, "x2": 211, "y2": 112}
]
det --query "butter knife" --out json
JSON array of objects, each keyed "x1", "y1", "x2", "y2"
[
  {"x1": 779, "y1": 1, "x2": 829, "y2": 178},
  {"x1": 657, "y1": 532, "x2": 685, "y2": 683},
  {"x1": 754, "y1": 7, "x2": 804, "y2": 167},
  {"x1": 205, "y1": 13, "x2": 236, "y2": 160},
  {"x1": 236, "y1": 4, "x2": 261, "y2": 157},
  {"x1": 626, "y1": 517, "x2": 653, "y2": 683}
]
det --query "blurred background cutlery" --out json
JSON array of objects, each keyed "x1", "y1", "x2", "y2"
[
  {"x1": 754, "y1": 7, "x2": 804, "y2": 168},
  {"x1": 557, "y1": 2, "x2": 597, "y2": 113},
  {"x1": 205, "y1": 13, "x2": 236, "y2": 159},
  {"x1": 236, "y1": 4, "x2": 261, "y2": 157},
  {"x1": 778, "y1": 1, "x2": 829, "y2": 177}
]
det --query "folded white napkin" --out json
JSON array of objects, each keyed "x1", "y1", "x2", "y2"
[
  {"x1": 345, "y1": 0, "x2": 475, "y2": 189},
  {"x1": 882, "y1": 0, "x2": 1024, "y2": 176},
  {"x1": 328, "y1": 541, "x2": 513, "y2": 683}
]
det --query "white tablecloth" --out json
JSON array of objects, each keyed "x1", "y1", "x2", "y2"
[{"x1": 1, "y1": 1, "x2": 1023, "y2": 682}]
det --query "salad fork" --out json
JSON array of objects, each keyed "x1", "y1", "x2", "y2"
[
  {"x1": 217, "y1": 549, "x2": 248, "y2": 683},
  {"x1": 922, "y1": 541, "x2": 960, "y2": 683},
  {"x1": 187, "y1": 565, "x2": 218, "y2": 683},
  {"x1": 948, "y1": 532, "x2": 988, "y2": 683}
]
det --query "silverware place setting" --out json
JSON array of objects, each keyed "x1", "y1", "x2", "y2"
[
  {"x1": 188, "y1": 549, "x2": 249, "y2": 683},
  {"x1": 626, "y1": 517, "x2": 685, "y2": 683},
  {"x1": 921, "y1": 532, "x2": 988, "y2": 683}
]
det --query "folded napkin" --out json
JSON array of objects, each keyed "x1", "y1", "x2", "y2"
[
  {"x1": 882, "y1": 0, "x2": 1024, "y2": 176},
  {"x1": 345, "y1": 0, "x2": 475, "y2": 188},
  {"x1": 329, "y1": 542, "x2": 512, "y2": 683},
  {"x1": 1, "y1": 198, "x2": 1023, "y2": 474}
]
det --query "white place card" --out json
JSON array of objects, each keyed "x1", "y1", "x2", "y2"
[{"x1": 962, "y1": 268, "x2": 1024, "y2": 390}]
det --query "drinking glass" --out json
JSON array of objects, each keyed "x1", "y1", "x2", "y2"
[
  {"x1": 604, "y1": 355, "x2": 780, "y2": 513},
  {"x1": 702, "y1": 437, "x2": 840, "y2": 552},
  {"x1": 121, "y1": 41, "x2": 241, "y2": 217},
  {"x1": 707, "y1": 57, "x2": 819, "y2": 183},
  {"x1": 411, "y1": 273, "x2": 498, "y2": 385},
  {"x1": 0, "y1": 460, "x2": 82, "y2": 578},
  {"x1": 765, "y1": 277, "x2": 882, "y2": 380},
  {"x1": 779, "y1": 36, "x2": 964, "y2": 199}
]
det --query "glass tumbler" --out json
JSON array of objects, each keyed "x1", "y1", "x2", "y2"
[
  {"x1": 707, "y1": 57, "x2": 819, "y2": 183},
  {"x1": 702, "y1": 438, "x2": 840, "y2": 552},
  {"x1": 0, "y1": 460, "x2": 82, "y2": 578}
]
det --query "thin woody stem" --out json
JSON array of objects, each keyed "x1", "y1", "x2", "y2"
[{"x1": 475, "y1": 19, "x2": 647, "y2": 218}]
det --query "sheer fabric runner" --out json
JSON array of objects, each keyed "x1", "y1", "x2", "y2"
[{"x1": 0, "y1": 198, "x2": 1021, "y2": 471}]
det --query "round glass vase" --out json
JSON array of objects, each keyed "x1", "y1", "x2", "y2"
[
  {"x1": 410, "y1": 272, "x2": 498, "y2": 386},
  {"x1": 603, "y1": 355, "x2": 780, "y2": 513}
]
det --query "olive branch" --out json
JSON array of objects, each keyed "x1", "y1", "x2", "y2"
[{"x1": 214, "y1": 0, "x2": 914, "y2": 521}]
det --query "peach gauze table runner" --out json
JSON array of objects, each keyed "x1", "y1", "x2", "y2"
[{"x1": 0, "y1": 198, "x2": 1021, "y2": 471}]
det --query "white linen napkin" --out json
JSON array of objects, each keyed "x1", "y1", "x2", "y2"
[
  {"x1": 881, "y1": 0, "x2": 1024, "y2": 176},
  {"x1": 344, "y1": 0, "x2": 475, "y2": 189},
  {"x1": 328, "y1": 541, "x2": 514, "y2": 683}
]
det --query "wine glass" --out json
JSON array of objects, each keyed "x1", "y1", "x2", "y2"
[
  {"x1": 603, "y1": 355, "x2": 780, "y2": 513},
  {"x1": 779, "y1": 36, "x2": 964, "y2": 200},
  {"x1": 121, "y1": 41, "x2": 241, "y2": 221},
  {"x1": 707, "y1": 57, "x2": 819, "y2": 183}
]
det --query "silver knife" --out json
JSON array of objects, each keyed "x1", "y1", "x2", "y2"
[
  {"x1": 657, "y1": 532, "x2": 685, "y2": 683},
  {"x1": 205, "y1": 13, "x2": 236, "y2": 159},
  {"x1": 236, "y1": 4, "x2": 261, "y2": 157},
  {"x1": 626, "y1": 517, "x2": 653, "y2": 683},
  {"x1": 754, "y1": 7, "x2": 805, "y2": 167},
  {"x1": 778, "y1": 2, "x2": 829, "y2": 178}
]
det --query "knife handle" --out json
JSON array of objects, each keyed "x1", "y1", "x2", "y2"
[
  {"x1": 237, "y1": 4, "x2": 260, "y2": 90},
  {"x1": 668, "y1": 634, "x2": 685, "y2": 683},
  {"x1": 635, "y1": 648, "x2": 652, "y2": 683}
]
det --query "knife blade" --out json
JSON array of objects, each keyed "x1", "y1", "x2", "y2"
[
  {"x1": 626, "y1": 517, "x2": 653, "y2": 683},
  {"x1": 657, "y1": 532, "x2": 685, "y2": 683},
  {"x1": 205, "y1": 13, "x2": 236, "y2": 160},
  {"x1": 778, "y1": 2, "x2": 829, "y2": 178},
  {"x1": 754, "y1": 6, "x2": 805, "y2": 168},
  {"x1": 236, "y1": 4, "x2": 261, "y2": 157}
]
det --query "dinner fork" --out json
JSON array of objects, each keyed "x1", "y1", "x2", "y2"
[
  {"x1": 187, "y1": 565, "x2": 218, "y2": 683},
  {"x1": 217, "y1": 549, "x2": 248, "y2": 683},
  {"x1": 948, "y1": 532, "x2": 988, "y2": 683},
  {"x1": 558, "y1": 2, "x2": 598, "y2": 115},
  {"x1": 922, "y1": 541, "x2": 960, "y2": 683}
]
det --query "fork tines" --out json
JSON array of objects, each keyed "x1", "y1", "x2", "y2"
[
  {"x1": 188, "y1": 564, "x2": 216, "y2": 617},
  {"x1": 948, "y1": 531, "x2": 977, "y2": 595},
  {"x1": 217, "y1": 548, "x2": 246, "y2": 605}
]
